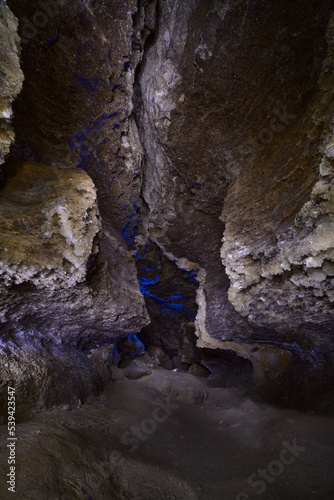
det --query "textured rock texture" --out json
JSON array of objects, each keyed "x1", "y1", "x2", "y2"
[
  {"x1": 0, "y1": 157, "x2": 148, "y2": 343},
  {"x1": 0, "y1": 159, "x2": 100, "y2": 289},
  {"x1": 135, "y1": 0, "x2": 334, "y2": 371},
  {"x1": 0, "y1": 158, "x2": 148, "y2": 413},
  {"x1": 0, "y1": 338, "x2": 101, "y2": 420},
  {"x1": 0, "y1": 1, "x2": 153, "y2": 330},
  {"x1": 1, "y1": 2, "x2": 334, "y2": 497},
  {"x1": 221, "y1": 14, "x2": 334, "y2": 335},
  {"x1": 1, "y1": 0, "x2": 334, "y2": 415},
  {"x1": 0, "y1": 3, "x2": 23, "y2": 167},
  {"x1": 5, "y1": 0, "x2": 151, "y2": 334},
  {"x1": 0, "y1": 1, "x2": 151, "y2": 413},
  {"x1": 7, "y1": 0, "x2": 155, "y2": 232},
  {"x1": 1, "y1": 374, "x2": 334, "y2": 499}
]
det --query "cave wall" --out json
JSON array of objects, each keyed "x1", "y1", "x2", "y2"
[
  {"x1": 0, "y1": 3, "x2": 23, "y2": 168},
  {"x1": 129, "y1": 0, "x2": 334, "y2": 406},
  {"x1": 0, "y1": 0, "x2": 153, "y2": 414},
  {"x1": 0, "y1": 0, "x2": 334, "y2": 413},
  {"x1": 136, "y1": 0, "x2": 333, "y2": 350},
  {"x1": 2, "y1": 0, "x2": 151, "y2": 344},
  {"x1": 221, "y1": 14, "x2": 334, "y2": 337}
]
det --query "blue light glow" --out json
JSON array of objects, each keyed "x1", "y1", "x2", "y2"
[
  {"x1": 72, "y1": 73, "x2": 104, "y2": 92},
  {"x1": 68, "y1": 113, "x2": 121, "y2": 181},
  {"x1": 134, "y1": 245, "x2": 197, "y2": 320},
  {"x1": 42, "y1": 32, "x2": 58, "y2": 45},
  {"x1": 115, "y1": 334, "x2": 145, "y2": 362},
  {"x1": 120, "y1": 200, "x2": 142, "y2": 247},
  {"x1": 82, "y1": 490, "x2": 94, "y2": 500}
]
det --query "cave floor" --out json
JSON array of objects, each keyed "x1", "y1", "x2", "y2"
[{"x1": 1, "y1": 368, "x2": 334, "y2": 500}]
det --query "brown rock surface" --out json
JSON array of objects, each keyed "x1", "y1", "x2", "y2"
[
  {"x1": 0, "y1": 2, "x2": 333, "y2": 496},
  {"x1": 0, "y1": 158, "x2": 148, "y2": 344},
  {"x1": 221, "y1": 14, "x2": 334, "y2": 335},
  {"x1": 0, "y1": 338, "x2": 101, "y2": 421},
  {"x1": 0, "y1": 159, "x2": 101, "y2": 289},
  {"x1": 0, "y1": 372, "x2": 334, "y2": 499},
  {"x1": 0, "y1": 0, "x2": 333, "y2": 419},
  {"x1": 0, "y1": 3, "x2": 23, "y2": 167},
  {"x1": 134, "y1": 0, "x2": 334, "y2": 369}
]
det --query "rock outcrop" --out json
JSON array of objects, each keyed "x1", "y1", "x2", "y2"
[
  {"x1": 0, "y1": 159, "x2": 100, "y2": 289},
  {"x1": 0, "y1": 1, "x2": 150, "y2": 412},
  {"x1": 221, "y1": 14, "x2": 334, "y2": 336},
  {"x1": 0, "y1": 159, "x2": 148, "y2": 344},
  {"x1": 135, "y1": 0, "x2": 334, "y2": 381},
  {"x1": 1, "y1": 0, "x2": 333, "y2": 413},
  {"x1": 0, "y1": 3, "x2": 23, "y2": 167}
]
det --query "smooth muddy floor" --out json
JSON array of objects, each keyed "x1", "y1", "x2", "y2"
[{"x1": 1, "y1": 367, "x2": 334, "y2": 499}]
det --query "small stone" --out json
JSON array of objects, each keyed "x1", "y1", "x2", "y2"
[
  {"x1": 172, "y1": 356, "x2": 190, "y2": 372},
  {"x1": 122, "y1": 359, "x2": 152, "y2": 380},
  {"x1": 188, "y1": 363, "x2": 210, "y2": 378},
  {"x1": 147, "y1": 346, "x2": 165, "y2": 361}
]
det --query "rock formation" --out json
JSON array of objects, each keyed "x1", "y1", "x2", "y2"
[
  {"x1": 0, "y1": 159, "x2": 100, "y2": 289},
  {"x1": 221, "y1": 15, "x2": 334, "y2": 337},
  {"x1": 0, "y1": 0, "x2": 333, "y2": 416},
  {"x1": 135, "y1": 0, "x2": 334, "y2": 400},
  {"x1": 0, "y1": 1, "x2": 334, "y2": 499},
  {"x1": 0, "y1": 3, "x2": 23, "y2": 168}
]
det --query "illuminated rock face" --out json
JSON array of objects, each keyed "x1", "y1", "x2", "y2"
[
  {"x1": 136, "y1": 0, "x2": 334, "y2": 352},
  {"x1": 0, "y1": 159, "x2": 149, "y2": 344},
  {"x1": 0, "y1": 1, "x2": 150, "y2": 346},
  {"x1": 1, "y1": 0, "x2": 334, "y2": 412},
  {"x1": 0, "y1": 4, "x2": 24, "y2": 166},
  {"x1": 221, "y1": 16, "x2": 334, "y2": 333},
  {"x1": 0, "y1": 159, "x2": 100, "y2": 289}
]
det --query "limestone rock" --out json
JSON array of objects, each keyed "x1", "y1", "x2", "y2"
[
  {"x1": 121, "y1": 359, "x2": 152, "y2": 380},
  {"x1": 2, "y1": 0, "x2": 334, "y2": 415},
  {"x1": 221, "y1": 14, "x2": 334, "y2": 334},
  {"x1": 147, "y1": 345, "x2": 165, "y2": 362},
  {"x1": 0, "y1": 159, "x2": 101, "y2": 289},
  {"x1": 0, "y1": 338, "x2": 101, "y2": 420},
  {"x1": 188, "y1": 363, "x2": 210, "y2": 378},
  {"x1": 3, "y1": 0, "x2": 151, "y2": 347},
  {"x1": 7, "y1": 0, "x2": 154, "y2": 236},
  {"x1": 0, "y1": 3, "x2": 23, "y2": 166},
  {"x1": 89, "y1": 345, "x2": 117, "y2": 385},
  {"x1": 0, "y1": 159, "x2": 149, "y2": 343},
  {"x1": 136, "y1": 0, "x2": 333, "y2": 354}
]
